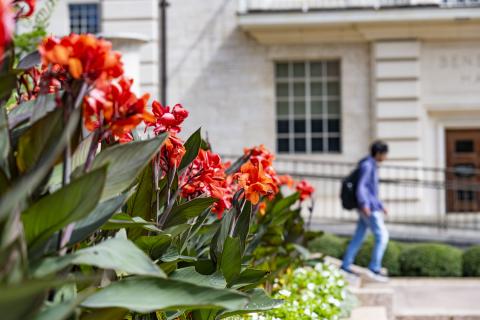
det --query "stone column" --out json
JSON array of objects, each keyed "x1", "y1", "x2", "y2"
[
  {"x1": 101, "y1": 0, "x2": 160, "y2": 99},
  {"x1": 373, "y1": 40, "x2": 422, "y2": 165}
]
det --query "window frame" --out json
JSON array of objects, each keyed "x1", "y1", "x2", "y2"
[
  {"x1": 68, "y1": 2, "x2": 101, "y2": 35},
  {"x1": 275, "y1": 60, "x2": 342, "y2": 155}
]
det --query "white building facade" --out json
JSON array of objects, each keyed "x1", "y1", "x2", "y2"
[{"x1": 41, "y1": 0, "x2": 480, "y2": 227}]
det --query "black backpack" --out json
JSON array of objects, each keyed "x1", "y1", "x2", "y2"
[{"x1": 340, "y1": 167, "x2": 360, "y2": 210}]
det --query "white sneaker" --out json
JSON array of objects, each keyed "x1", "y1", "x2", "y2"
[{"x1": 365, "y1": 269, "x2": 389, "y2": 283}]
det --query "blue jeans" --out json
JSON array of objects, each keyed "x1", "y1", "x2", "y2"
[{"x1": 341, "y1": 211, "x2": 389, "y2": 272}]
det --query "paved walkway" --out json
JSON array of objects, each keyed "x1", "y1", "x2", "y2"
[{"x1": 366, "y1": 279, "x2": 480, "y2": 318}]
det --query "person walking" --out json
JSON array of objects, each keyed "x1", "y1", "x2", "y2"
[{"x1": 341, "y1": 141, "x2": 390, "y2": 282}]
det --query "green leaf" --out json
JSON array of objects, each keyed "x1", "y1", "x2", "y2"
[
  {"x1": 232, "y1": 202, "x2": 252, "y2": 254},
  {"x1": 0, "y1": 278, "x2": 72, "y2": 320},
  {"x1": 221, "y1": 237, "x2": 241, "y2": 286},
  {"x1": 271, "y1": 192, "x2": 300, "y2": 216},
  {"x1": 135, "y1": 234, "x2": 172, "y2": 260},
  {"x1": 67, "y1": 195, "x2": 127, "y2": 246},
  {"x1": 125, "y1": 164, "x2": 155, "y2": 239},
  {"x1": 71, "y1": 132, "x2": 94, "y2": 172},
  {"x1": 33, "y1": 299, "x2": 79, "y2": 320},
  {"x1": 17, "y1": 50, "x2": 40, "y2": 70},
  {"x1": 92, "y1": 133, "x2": 167, "y2": 201},
  {"x1": 0, "y1": 107, "x2": 10, "y2": 178},
  {"x1": 179, "y1": 128, "x2": 201, "y2": 171},
  {"x1": 78, "y1": 308, "x2": 127, "y2": 320},
  {"x1": 163, "y1": 197, "x2": 215, "y2": 228},
  {"x1": 218, "y1": 289, "x2": 283, "y2": 319},
  {"x1": 103, "y1": 213, "x2": 160, "y2": 232},
  {"x1": 170, "y1": 267, "x2": 226, "y2": 289},
  {"x1": 210, "y1": 210, "x2": 234, "y2": 264},
  {"x1": 16, "y1": 107, "x2": 63, "y2": 173},
  {"x1": 22, "y1": 166, "x2": 107, "y2": 248},
  {"x1": 231, "y1": 269, "x2": 269, "y2": 290},
  {"x1": 33, "y1": 236, "x2": 166, "y2": 278},
  {"x1": 0, "y1": 72, "x2": 17, "y2": 101},
  {"x1": 8, "y1": 94, "x2": 56, "y2": 129},
  {"x1": 81, "y1": 276, "x2": 248, "y2": 313}
]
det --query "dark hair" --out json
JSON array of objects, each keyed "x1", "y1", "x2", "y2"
[{"x1": 370, "y1": 140, "x2": 389, "y2": 157}]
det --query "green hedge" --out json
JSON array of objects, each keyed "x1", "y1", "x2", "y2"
[
  {"x1": 307, "y1": 233, "x2": 347, "y2": 259},
  {"x1": 353, "y1": 237, "x2": 402, "y2": 276},
  {"x1": 399, "y1": 243, "x2": 463, "y2": 277},
  {"x1": 463, "y1": 245, "x2": 480, "y2": 277}
]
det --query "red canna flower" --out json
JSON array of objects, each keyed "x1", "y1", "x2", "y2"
[
  {"x1": 161, "y1": 134, "x2": 186, "y2": 168},
  {"x1": 258, "y1": 200, "x2": 267, "y2": 216},
  {"x1": 83, "y1": 77, "x2": 153, "y2": 142},
  {"x1": 146, "y1": 101, "x2": 189, "y2": 135},
  {"x1": 296, "y1": 180, "x2": 315, "y2": 201},
  {"x1": 182, "y1": 149, "x2": 232, "y2": 218},
  {"x1": 236, "y1": 161, "x2": 276, "y2": 205},
  {"x1": 39, "y1": 34, "x2": 123, "y2": 83},
  {"x1": 0, "y1": 0, "x2": 14, "y2": 61},
  {"x1": 13, "y1": 0, "x2": 35, "y2": 18},
  {"x1": 244, "y1": 144, "x2": 275, "y2": 169},
  {"x1": 16, "y1": 65, "x2": 66, "y2": 102}
]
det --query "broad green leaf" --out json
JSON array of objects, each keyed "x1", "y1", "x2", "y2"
[
  {"x1": 16, "y1": 107, "x2": 63, "y2": 173},
  {"x1": 103, "y1": 213, "x2": 160, "y2": 232},
  {"x1": 232, "y1": 202, "x2": 252, "y2": 254},
  {"x1": 0, "y1": 278, "x2": 72, "y2": 320},
  {"x1": 0, "y1": 72, "x2": 17, "y2": 101},
  {"x1": 71, "y1": 132, "x2": 95, "y2": 172},
  {"x1": 0, "y1": 168, "x2": 9, "y2": 196},
  {"x1": 22, "y1": 167, "x2": 107, "y2": 248},
  {"x1": 92, "y1": 133, "x2": 167, "y2": 201},
  {"x1": 0, "y1": 107, "x2": 10, "y2": 178},
  {"x1": 231, "y1": 269, "x2": 269, "y2": 290},
  {"x1": 218, "y1": 289, "x2": 283, "y2": 319},
  {"x1": 67, "y1": 195, "x2": 127, "y2": 246},
  {"x1": 79, "y1": 308, "x2": 127, "y2": 320},
  {"x1": 271, "y1": 192, "x2": 300, "y2": 216},
  {"x1": 8, "y1": 94, "x2": 56, "y2": 129},
  {"x1": 221, "y1": 237, "x2": 241, "y2": 286},
  {"x1": 135, "y1": 234, "x2": 172, "y2": 260},
  {"x1": 81, "y1": 276, "x2": 249, "y2": 313},
  {"x1": 210, "y1": 210, "x2": 234, "y2": 264},
  {"x1": 17, "y1": 51, "x2": 40, "y2": 70},
  {"x1": 33, "y1": 300, "x2": 79, "y2": 320},
  {"x1": 179, "y1": 128, "x2": 201, "y2": 171},
  {"x1": 170, "y1": 267, "x2": 226, "y2": 289},
  {"x1": 33, "y1": 237, "x2": 165, "y2": 278},
  {"x1": 126, "y1": 164, "x2": 155, "y2": 239},
  {"x1": 163, "y1": 198, "x2": 215, "y2": 228},
  {"x1": 161, "y1": 246, "x2": 197, "y2": 263}
]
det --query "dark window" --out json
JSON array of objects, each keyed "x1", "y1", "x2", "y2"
[
  {"x1": 69, "y1": 3, "x2": 100, "y2": 34},
  {"x1": 455, "y1": 140, "x2": 474, "y2": 153}
]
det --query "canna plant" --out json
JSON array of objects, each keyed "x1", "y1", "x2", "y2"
[{"x1": 0, "y1": 2, "x2": 315, "y2": 320}]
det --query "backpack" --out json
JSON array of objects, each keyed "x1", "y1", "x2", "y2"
[{"x1": 340, "y1": 167, "x2": 360, "y2": 210}]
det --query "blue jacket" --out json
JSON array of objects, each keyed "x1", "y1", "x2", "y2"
[{"x1": 356, "y1": 156, "x2": 383, "y2": 211}]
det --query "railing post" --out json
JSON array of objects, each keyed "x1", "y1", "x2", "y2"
[{"x1": 238, "y1": 0, "x2": 248, "y2": 14}]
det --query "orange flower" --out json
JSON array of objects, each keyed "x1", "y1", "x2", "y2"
[
  {"x1": 296, "y1": 180, "x2": 315, "y2": 201},
  {"x1": 244, "y1": 144, "x2": 275, "y2": 169},
  {"x1": 258, "y1": 201, "x2": 267, "y2": 216},
  {"x1": 39, "y1": 34, "x2": 123, "y2": 83},
  {"x1": 162, "y1": 134, "x2": 186, "y2": 168},
  {"x1": 278, "y1": 174, "x2": 295, "y2": 189},
  {"x1": 83, "y1": 77, "x2": 153, "y2": 142},
  {"x1": 181, "y1": 149, "x2": 232, "y2": 218},
  {"x1": 236, "y1": 161, "x2": 276, "y2": 205}
]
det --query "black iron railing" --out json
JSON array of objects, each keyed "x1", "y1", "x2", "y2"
[{"x1": 224, "y1": 155, "x2": 480, "y2": 231}]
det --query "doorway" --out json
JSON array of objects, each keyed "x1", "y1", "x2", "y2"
[{"x1": 445, "y1": 129, "x2": 480, "y2": 213}]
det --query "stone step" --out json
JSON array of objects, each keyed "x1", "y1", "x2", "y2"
[
  {"x1": 350, "y1": 306, "x2": 389, "y2": 320},
  {"x1": 350, "y1": 286, "x2": 394, "y2": 320}
]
